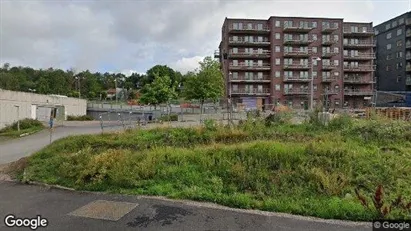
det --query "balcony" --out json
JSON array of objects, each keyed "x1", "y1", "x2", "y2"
[
  {"x1": 406, "y1": 43, "x2": 411, "y2": 49},
  {"x1": 406, "y1": 77, "x2": 411, "y2": 86},
  {"x1": 344, "y1": 77, "x2": 375, "y2": 84},
  {"x1": 283, "y1": 76, "x2": 311, "y2": 82},
  {"x1": 406, "y1": 66, "x2": 411, "y2": 72},
  {"x1": 343, "y1": 53, "x2": 376, "y2": 60},
  {"x1": 283, "y1": 64, "x2": 311, "y2": 70},
  {"x1": 322, "y1": 26, "x2": 339, "y2": 33},
  {"x1": 322, "y1": 89, "x2": 340, "y2": 95},
  {"x1": 283, "y1": 50, "x2": 310, "y2": 57},
  {"x1": 283, "y1": 38, "x2": 313, "y2": 45},
  {"x1": 343, "y1": 41, "x2": 376, "y2": 48},
  {"x1": 343, "y1": 65, "x2": 375, "y2": 72},
  {"x1": 343, "y1": 28, "x2": 374, "y2": 36},
  {"x1": 229, "y1": 63, "x2": 271, "y2": 71},
  {"x1": 284, "y1": 88, "x2": 309, "y2": 95},
  {"x1": 229, "y1": 38, "x2": 270, "y2": 46},
  {"x1": 321, "y1": 76, "x2": 337, "y2": 83},
  {"x1": 283, "y1": 25, "x2": 314, "y2": 32},
  {"x1": 229, "y1": 26, "x2": 270, "y2": 34},
  {"x1": 231, "y1": 88, "x2": 270, "y2": 96},
  {"x1": 228, "y1": 50, "x2": 271, "y2": 59},
  {"x1": 214, "y1": 50, "x2": 220, "y2": 59},
  {"x1": 344, "y1": 89, "x2": 373, "y2": 96},
  {"x1": 407, "y1": 18, "x2": 411, "y2": 25},
  {"x1": 407, "y1": 55, "x2": 411, "y2": 60},
  {"x1": 321, "y1": 51, "x2": 338, "y2": 58},
  {"x1": 322, "y1": 64, "x2": 337, "y2": 70},
  {"x1": 229, "y1": 75, "x2": 271, "y2": 83},
  {"x1": 407, "y1": 30, "x2": 411, "y2": 37},
  {"x1": 322, "y1": 39, "x2": 337, "y2": 46}
]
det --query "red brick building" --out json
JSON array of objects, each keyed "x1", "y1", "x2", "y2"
[{"x1": 216, "y1": 16, "x2": 375, "y2": 110}]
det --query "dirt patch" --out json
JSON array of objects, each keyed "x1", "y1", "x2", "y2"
[{"x1": 0, "y1": 157, "x2": 28, "y2": 181}]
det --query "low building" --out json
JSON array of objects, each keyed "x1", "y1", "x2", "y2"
[{"x1": 0, "y1": 89, "x2": 87, "y2": 129}]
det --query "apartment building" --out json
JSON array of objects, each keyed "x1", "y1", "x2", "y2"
[
  {"x1": 216, "y1": 16, "x2": 375, "y2": 110},
  {"x1": 374, "y1": 12, "x2": 411, "y2": 92}
]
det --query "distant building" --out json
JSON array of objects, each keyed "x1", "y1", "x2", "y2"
[{"x1": 216, "y1": 16, "x2": 375, "y2": 109}]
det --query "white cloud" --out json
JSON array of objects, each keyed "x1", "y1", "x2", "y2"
[
  {"x1": 0, "y1": 0, "x2": 409, "y2": 73},
  {"x1": 169, "y1": 56, "x2": 204, "y2": 74}
]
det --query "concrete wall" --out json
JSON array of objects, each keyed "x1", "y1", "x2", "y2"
[{"x1": 0, "y1": 89, "x2": 87, "y2": 129}]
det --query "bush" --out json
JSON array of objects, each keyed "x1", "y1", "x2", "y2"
[
  {"x1": 0, "y1": 119, "x2": 44, "y2": 133},
  {"x1": 67, "y1": 115, "x2": 94, "y2": 121},
  {"x1": 158, "y1": 114, "x2": 178, "y2": 122}
]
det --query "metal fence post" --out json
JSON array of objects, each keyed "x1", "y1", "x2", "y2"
[{"x1": 99, "y1": 115, "x2": 104, "y2": 134}]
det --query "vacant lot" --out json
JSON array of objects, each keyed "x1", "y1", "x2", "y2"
[{"x1": 15, "y1": 112, "x2": 411, "y2": 221}]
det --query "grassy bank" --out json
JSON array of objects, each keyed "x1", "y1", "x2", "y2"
[
  {"x1": 19, "y1": 114, "x2": 411, "y2": 221},
  {"x1": 0, "y1": 119, "x2": 45, "y2": 139}
]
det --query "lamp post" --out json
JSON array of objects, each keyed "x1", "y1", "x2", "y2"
[
  {"x1": 310, "y1": 57, "x2": 322, "y2": 111},
  {"x1": 114, "y1": 79, "x2": 118, "y2": 103},
  {"x1": 75, "y1": 76, "x2": 81, "y2": 99}
]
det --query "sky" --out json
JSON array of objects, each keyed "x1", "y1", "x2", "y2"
[{"x1": 0, "y1": 0, "x2": 410, "y2": 76}]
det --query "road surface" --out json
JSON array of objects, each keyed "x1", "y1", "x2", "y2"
[{"x1": 0, "y1": 182, "x2": 371, "y2": 231}]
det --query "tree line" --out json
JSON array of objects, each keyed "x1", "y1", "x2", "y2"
[{"x1": 0, "y1": 56, "x2": 224, "y2": 108}]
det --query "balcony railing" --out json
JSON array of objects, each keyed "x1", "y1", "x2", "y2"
[
  {"x1": 322, "y1": 25, "x2": 339, "y2": 33},
  {"x1": 283, "y1": 51, "x2": 310, "y2": 57},
  {"x1": 229, "y1": 76, "x2": 271, "y2": 83},
  {"x1": 406, "y1": 77, "x2": 411, "y2": 85},
  {"x1": 231, "y1": 89, "x2": 270, "y2": 95},
  {"x1": 407, "y1": 31, "x2": 411, "y2": 37},
  {"x1": 229, "y1": 38, "x2": 270, "y2": 46},
  {"x1": 322, "y1": 64, "x2": 337, "y2": 70},
  {"x1": 343, "y1": 41, "x2": 376, "y2": 48},
  {"x1": 343, "y1": 28, "x2": 374, "y2": 36},
  {"x1": 343, "y1": 53, "x2": 376, "y2": 60},
  {"x1": 214, "y1": 50, "x2": 220, "y2": 58},
  {"x1": 321, "y1": 76, "x2": 338, "y2": 82},
  {"x1": 283, "y1": 64, "x2": 311, "y2": 70},
  {"x1": 321, "y1": 51, "x2": 338, "y2": 58},
  {"x1": 322, "y1": 39, "x2": 338, "y2": 46},
  {"x1": 284, "y1": 88, "x2": 309, "y2": 95},
  {"x1": 322, "y1": 89, "x2": 340, "y2": 95},
  {"x1": 406, "y1": 55, "x2": 411, "y2": 60},
  {"x1": 343, "y1": 77, "x2": 375, "y2": 84},
  {"x1": 283, "y1": 76, "x2": 311, "y2": 82},
  {"x1": 406, "y1": 66, "x2": 411, "y2": 72},
  {"x1": 344, "y1": 89, "x2": 373, "y2": 96},
  {"x1": 283, "y1": 38, "x2": 313, "y2": 45},
  {"x1": 229, "y1": 26, "x2": 270, "y2": 33},
  {"x1": 283, "y1": 25, "x2": 314, "y2": 32},
  {"x1": 228, "y1": 50, "x2": 271, "y2": 58},
  {"x1": 229, "y1": 63, "x2": 271, "y2": 70},
  {"x1": 343, "y1": 65, "x2": 375, "y2": 72},
  {"x1": 406, "y1": 43, "x2": 411, "y2": 49}
]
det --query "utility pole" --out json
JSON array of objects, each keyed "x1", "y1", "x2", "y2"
[{"x1": 114, "y1": 79, "x2": 118, "y2": 103}]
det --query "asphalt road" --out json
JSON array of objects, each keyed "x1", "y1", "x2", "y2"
[
  {"x1": 0, "y1": 182, "x2": 372, "y2": 231},
  {"x1": 0, "y1": 121, "x2": 126, "y2": 164}
]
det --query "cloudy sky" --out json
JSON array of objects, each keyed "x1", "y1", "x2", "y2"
[{"x1": 0, "y1": 0, "x2": 410, "y2": 75}]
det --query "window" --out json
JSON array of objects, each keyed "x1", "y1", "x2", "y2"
[
  {"x1": 333, "y1": 34, "x2": 339, "y2": 42},
  {"x1": 399, "y1": 18, "x2": 405, "y2": 25},
  {"x1": 397, "y1": 40, "x2": 403, "y2": 47},
  {"x1": 313, "y1": 85, "x2": 317, "y2": 91},
  {"x1": 232, "y1": 85, "x2": 238, "y2": 91},
  {"x1": 387, "y1": 54, "x2": 392, "y2": 60},
  {"x1": 312, "y1": 34, "x2": 317, "y2": 41},
  {"x1": 247, "y1": 23, "x2": 253, "y2": 29},
  {"x1": 375, "y1": 29, "x2": 379, "y2": 35},
  {"x1": 258, "y1": 36, "x2": 263, "y2": 42},
  {"x1": 275, "y1": 33, "x2": 281, "y2": 39},
  {"x1": 313, "y1": 59, "x2": 318, "y2": 66},
  {"x1": 257, "y1": 24, "x2": 263, "y2": 30},
  {"x1": 232, "y1": 60, "x2": 238, "y2": 66},
  {"x1": 334, "y1": 60, "x2": 339, "y2": 66},
  {"x1": 397, "y1": 75, "x2": 402, "y2": 82},
  {"x1": 397, "y1": 63, "x2": 403, "y2": 69},
  {"x1": 392, "y1": 20, "x2": 397, "y2": 27},
  {"x1": 258, "y1": 60, "x2": 263, "y2": 66},
  {"x1": 232, "y1": 72, "x2": 238, "y2": 79},
  {"x1": 397, "y1": 29, "x2": 403, "y2": 36},
  {"x1": 232, "y1": 48, "x2": 238, "y2": 53},
  {"x1": 233, "y1": 23, "x2": 238, "y2": 29},
  {"x1": 386, "y1": 65, "x2": 391, "y2": 71},
  {"x1": 344, "y1": 50, "x2": 348, "y2": 56},
  {"x1": 275, "y1": 46, "x2": 281, "y2": 52},
  {"x1": 334, "y1": 47, "x2": 339, "y2": 53},
  {"x1": 312, "y1": 47, "x2": 317, "y2": 53},
  {"x1": 284, "y1": 58, "x2": 293, "y2": 65},
  {"x1": 232, "y1": 36, "x2": 238, "y2": 41},
  {"x1": 397, "y1": 51, "x2": 403, "y2": 58},
  {"x1": 333, "y1": 22, "x2": 338, "y2": 28},
  {"x1": 258, "y1": 72, "x2": 263, "y2": 79},
  {"x1": 275, "y1": 58, "x2": 281, "y2": 65},
  {"x1": 275, "y1": 21, "x2": 281, "y2": 27},
  {"x1": 312, "y1": 71, "x2": 317, "y2": 78},
  {"x1": 334, "y1": 71, "x2": 340, "y2": 77},
  {"x1": 387, "y1": 44, "x2": 392, "y2": 50},
  {"x1": 387, "y1": 33, "x2": 392, "y2": 39},
  {"x1": 385, "y1": 23, "x2": 391, "y2": 30},
  {"x1": 275, "y1": 84, "x2": 281, "y2": 91},
  {"x1": 238, "y1": 23, "x2": 243, "y2": 29},
  {"x1": 312, "y1": 22, "x2": 317, "y2": 28},
  {"x1": 275, "y1": 71, "x2": 280, "y2": 78}
]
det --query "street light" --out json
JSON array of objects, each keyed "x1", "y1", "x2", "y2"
[{"x1": 310, "y1": 57, "x2": 322, "y2": 111}]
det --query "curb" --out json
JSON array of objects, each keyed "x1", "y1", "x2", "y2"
[{"x1": 20, "y1": 180, "x2": 372, "y2": 228}]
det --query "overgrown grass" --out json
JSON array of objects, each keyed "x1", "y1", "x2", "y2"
[
  {"x1": 0, "y1": 119, "x2": 45, "y2": 138},
  {"x1": 19, "y1": 114, "x2": 411, "y2": 221},
  {"x1": 67, "y1": 115, "x2": 94, "y2": 121}
]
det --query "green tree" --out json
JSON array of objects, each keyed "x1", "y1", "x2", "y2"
[
  {"x1": 139, "y1": 74, "x2": 177, "y2": 110},
  {"x1": 144, "y1": 65, "x2": 181, "y2": 88},
  {"x1": 183, "y1": 56, "x2": 224, "y2": 118}
]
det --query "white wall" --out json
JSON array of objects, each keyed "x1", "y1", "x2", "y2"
[{"x1": 0, "y1": 89, "x2": 87, "y2": 129}]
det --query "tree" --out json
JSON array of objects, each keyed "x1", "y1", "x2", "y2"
[
  {"x1": 139, "y1": 74, "x2": 177, "y2": 110},
  {"x1": 183, "y1": 56, "x2": 224, "y2": 118},
  {"x1": 144, "y1": 65, "x2": 181, "y2": 89}
]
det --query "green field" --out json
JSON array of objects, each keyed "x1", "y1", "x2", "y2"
[{"x1": 17, "y1": 112, "x2": 411, "y2": 221}]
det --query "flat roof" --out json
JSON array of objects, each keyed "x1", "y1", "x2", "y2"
[{"x1": 374, "y1": 11, "x2": 410, "y2": 28}]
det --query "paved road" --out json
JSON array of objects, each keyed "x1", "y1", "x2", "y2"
[
  {"x1": 0, "y1": 182, "x2": 371, "y2": 231},
  {"x1": 0, "y1": 121, "x2": 125, "y2": 165}
]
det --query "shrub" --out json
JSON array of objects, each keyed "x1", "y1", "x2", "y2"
[
  {"x1": 67, "y1": 115, "x2": 94, "y2": 121},
  {"x1": 0, "y1": 119, "x2": 44, "y2": 133},
  {"x1": 158, "y1": 114, "x2": 178, "y2": 122}
]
